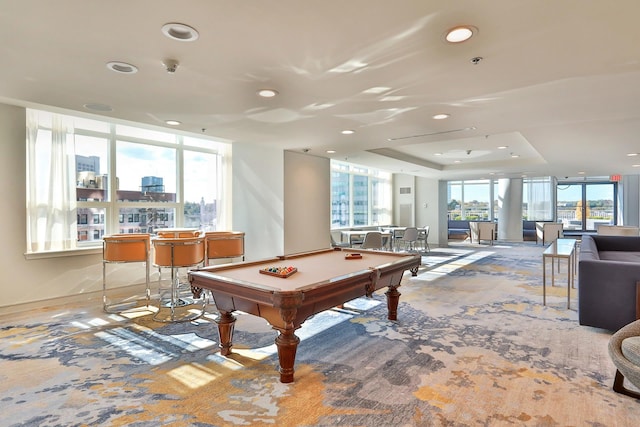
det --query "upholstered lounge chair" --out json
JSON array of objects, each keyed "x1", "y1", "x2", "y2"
[
  {"x1": 608, "y1": 319, "x2": 640, "y2": 399},
  {"x1": 470, "y1": 221, "x2": 496, "y2": 245},
  {"x1": 536, "y1": 222, "x2": 563, "y2": 245}
]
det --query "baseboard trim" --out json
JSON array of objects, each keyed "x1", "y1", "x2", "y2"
[{"x1": 0, "y1": 284, "x2": 146, "y2": 317}]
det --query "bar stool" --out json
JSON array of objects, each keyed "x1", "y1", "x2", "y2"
[
  {"x1": 156, "y1": 228, "x2": 200, "y2": 238},
  {"x1": 152, "y1": 235, "x2": 206, "y2": 322},
  {"x1": 204, "y1": 231, "x2": 245, "y2": 266},
  {"x1": 102, "y1": 234, "x2": 151, "y2": 313}
]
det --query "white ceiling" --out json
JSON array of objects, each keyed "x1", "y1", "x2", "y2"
[{"x1": 2, "y1": 1, "x2": 640, "y2": 181}]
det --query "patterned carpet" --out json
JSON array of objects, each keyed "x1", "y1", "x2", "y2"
[{"x1": 1, "y1": 242, "x2": 639, "y2": 426}]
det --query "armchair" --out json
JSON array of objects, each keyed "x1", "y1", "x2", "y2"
[
  {"x1": 470, "y1": 221, "x2": 496, "y2": 245},
  {"x1": 609, "y1": 319, "x2": 640, "y2": 399},
  {"x1": 536, "y1": 222, "x2": 563, "y2": 245}
]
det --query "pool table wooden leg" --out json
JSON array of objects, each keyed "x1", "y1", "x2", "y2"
[
  {"x1": 385, "y1": 286, "x2": 401, "y2": 321},
  {"x1": 275, "y1": 329, "x2": 300, "y2": 383},
  {"x1": 216, "y1": 310, "x2": 236, "y2": 356}
]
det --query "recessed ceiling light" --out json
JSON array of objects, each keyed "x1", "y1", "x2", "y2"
[
  {"x1": 444, "y1": 25, "x2": 477, "y2": 43},
  {"x1": 434, "y1": 152, "x2": 442, "y2": 156},
  {"x1": 257, "y1": 89, "x2": 278, "y2": 98},
  {"x1": 627, "y1": 153, "x2": 639, "y2": 157},
  {"x1": 578, "y1": 171, "x2": 585, "y2": 174},
  {"x1": 161, "y1": 23, "x2": 199, "y2": 42},
  {"x1": 510, "y1": 153, "x2": 520, "y2": 158},
  {"x1": 454, "y1": 160, "x2": 461, "y2": 163},
  {"x1": 83, "y1": 103, "x2": 113, "y2": 112},
  {"x1": 106, "y1": 61, "x2": 138, "y2": 74},
  {"x1": 326, "y1": 150, "x2": 336, "y2": 154},
  {"x1": 633, "y1": 164, "x2": 640, "y2": 168},
  {"x1": 341, "y1": 130, "x2": 355, "y2": 135},
  {"x1": 165, "y1": 120, "x2": 181, "y2": 126},
  {"x1": 497, "y1": 146, "x2": 508, "y2": 149},
  {"x1": 432, "y1": 113, "x2": 450, "y2": 120}
]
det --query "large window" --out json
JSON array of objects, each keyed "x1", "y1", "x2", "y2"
[
  {"x1": 556, "y1": 180, "x2": 616, "y2": 232},
  {"x1": 330, "y1": 161, "x2": 392, "y2": 228},
  {"x1": 447, "y1": 179, "x2": 494, "y2": 220},
  {"x1": 26, "y1": 109, "x2": 227, "y2": 253},
  {"x1": 523, "y1": 177, "x2": 554, "y2": 220},
  {"x1": 449, "y1": 177, "x2": 555, "y2": 222}
]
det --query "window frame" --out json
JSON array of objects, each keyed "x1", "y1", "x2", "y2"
[
  {"x1": 330, "y1": 160, "x2": 392, "y2": 228},
  {"x1": 26, "y1": 109, "x2": 228, "y2": 257}
]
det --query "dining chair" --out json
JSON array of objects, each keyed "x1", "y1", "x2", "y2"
[
  {"x1": 417, "y1": 226, "x2": 430, "y2": 252},
  {"x1": 360, "y1": 231, "x2": 383, "y2": 250},
  {"x1": 331, "y1": 233, "x2": 350, "y2": 248},
  {"x1": 401, "y1": 227, "x2": 419, "y2": 252}
]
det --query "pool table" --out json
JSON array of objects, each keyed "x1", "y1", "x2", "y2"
[{"x1": 188, "y1": 247, "x2": 420, "y2": 383}]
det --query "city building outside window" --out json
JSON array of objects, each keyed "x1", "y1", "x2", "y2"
[{"x1": 26, "y1": 109, "x2": 228, "y2": 254}]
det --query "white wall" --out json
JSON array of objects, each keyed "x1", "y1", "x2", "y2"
[
  {"x1": 232, "y1": 143, "x2": 285, "y2": 260},
  {"x1": 621, "y1": 175, "x2": 640, "y2": 227},
  {"x1": 437, "y1": 180, "x2": 449, "y2": 246},
  {"x1": 414, "y1": 176, "x2": 440, "y2": 247},
  {"x1": 284, "y1": 151, "x2": 330, "y2": 254},
  {"x1": 393, "y1": 173, "x2": 415, "y2": 226},
  {"x1": 0, "y1": 104, "x2": 106, "y2": 312}
]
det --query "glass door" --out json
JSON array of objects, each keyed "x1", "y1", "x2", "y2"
[
  {"x1": 586, "y1": 184, "x2": 615, "y2": 231},
  {"x1": 556, "y1": 182, "x2": 616, "y2": 232}
]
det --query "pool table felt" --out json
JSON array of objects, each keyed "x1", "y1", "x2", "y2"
[{"x1": 193, "y1": 250, "x2": 415, "y2": 292}]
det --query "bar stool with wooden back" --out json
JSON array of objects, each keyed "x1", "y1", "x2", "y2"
[
  {"x1": 152, "y1": 232, "x2": 206, "y2": 322},
  {"x1": 204, "y1": 231, "x2": 245, "y2": 266},
  {"x1": 102, "y1": 233, "x2": 151, "y2": 313}
]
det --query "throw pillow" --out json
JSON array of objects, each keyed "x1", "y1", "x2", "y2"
[{"x1": 621, "y1": 336, "x2": 640, "y2": 366}]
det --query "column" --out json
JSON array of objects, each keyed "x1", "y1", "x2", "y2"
[{"x1": 497, "y1": 178, "x2": 523, "y2": 242}]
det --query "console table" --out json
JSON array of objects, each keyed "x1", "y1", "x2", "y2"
[{"x1": 542, "y1": 238, "x2": 577, "y2": 309}]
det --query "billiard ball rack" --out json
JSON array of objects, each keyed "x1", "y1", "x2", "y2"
[
  {"x1": 259, "y1": 266, "x2": 298, "y2": 278},
  {"x1": 344, "y1": 253, "x2": 362, "y2": 259}
]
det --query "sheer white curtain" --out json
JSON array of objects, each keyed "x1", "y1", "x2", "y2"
[
  {"x1": 525, "y1": 177, "x2": 554, "y2": 221},
  {"x1": 216, "y1": 143, "x2": 231, "y2": 229},
  {"x1": 26, "y1": 110, "x2": 77, "y2": 252}
]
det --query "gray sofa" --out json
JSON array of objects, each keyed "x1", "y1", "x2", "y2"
[
  {"x1": 448, "y1": 220, "x2": 470, "y2": 239},
  {"x1": 578, "y1": 235, "x2": 640, "y2": 331},
  {"x1": 523, "y1": 220, "x2": 537, "y2": 241}
]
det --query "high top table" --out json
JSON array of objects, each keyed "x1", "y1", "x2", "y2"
[{"x1": 542, "y1": 238, "x2": 577, "y2": 309}]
